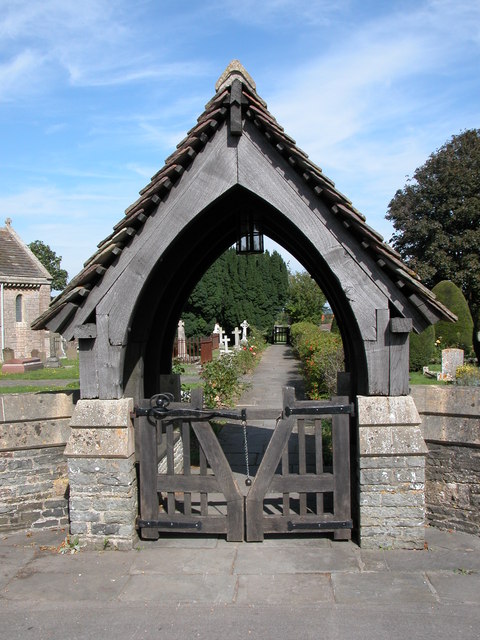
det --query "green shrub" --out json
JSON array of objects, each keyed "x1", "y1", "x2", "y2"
[
  {"x1": 432, "y1": 281, "x2": 474, "y2": 352},
  {"x1": 290, "y1": 322, "x2": 344, "y2": 399},
  {"x1": 455, "y1": 364, "x2": 480, "y2": 386},
  {"x1": 200, "y1": 354, "x2": 240, "y2": 408},
  {"x1": 409, "y1": 325, "x2": 436, "y2": 371}
]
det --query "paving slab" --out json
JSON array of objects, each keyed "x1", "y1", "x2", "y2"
[
  {"x1": 383, "y1": 548, "x2": 480, "y2": 573},
  {"x1": 119, "y1": 573, "x2": 237, "y2": 604},
  {"x1": 129, "y1": 546, "x2": 237, "y2": 575},
  {"x1": 236, "y1": 573, "x2": 334, "y2": 604},
  {"x1": 426, "y1": 571, "x2": 480, "y2": 604},
  {"x1": 2, "y1": 566, "x2": 130, "y2": 602},
  {"x1": 234, "y1": 543, "x2": 360, "y2": 574},
  {"x1": 331, "y1": 572, "x2": 437, "y2": 605}
]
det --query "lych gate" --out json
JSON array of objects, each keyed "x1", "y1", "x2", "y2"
[{"x1": 34, "y1": 61, "x2": 454, "y2": 549}]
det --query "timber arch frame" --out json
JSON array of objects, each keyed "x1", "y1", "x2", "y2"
[{"x1": 34, "y1": 61, "x2": 454, "y2": 402}]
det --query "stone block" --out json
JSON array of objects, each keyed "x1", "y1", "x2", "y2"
[
  {"x1": 0, "y1": 419, "x2": 71, "y2": 452},
  {"x1": 65, "y1": 426, "x2": 134, "y2": 458},
  {"x1": 69, "y1": 398, "x2": 134, "y2": 429},
  {"x1": 357, "y1": 395, "x2": 421, "y2": 427},
  {"x1": 359, "y1": 425, "x2": 427, "y2": 457}
]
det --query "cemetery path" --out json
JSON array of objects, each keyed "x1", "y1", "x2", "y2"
[
  {"x1": 218, "y1": 344, "x2": 305, "y2": 494},
  {"x1": 235, "y1": 343, "x2": 305, "y2": 409}
]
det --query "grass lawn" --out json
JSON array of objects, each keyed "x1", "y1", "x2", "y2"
[
  {"x1": 0, "y1": 382, "x2": 80, "y2": 394},
  {"x1": 0, "y1": 358, "x2": 79, "y2": 380}
]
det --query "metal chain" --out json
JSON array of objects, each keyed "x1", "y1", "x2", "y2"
[{"x1": 242, "y1": 418, "x2": 252, "y2": 487}]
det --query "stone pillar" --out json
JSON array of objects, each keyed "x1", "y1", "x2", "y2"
[
  {"x1": 357, "y1": 395, "x2": 427, "y2": 549},
  {"x1": 65, "y1": 398, "x2": 137, "y2": 549}
]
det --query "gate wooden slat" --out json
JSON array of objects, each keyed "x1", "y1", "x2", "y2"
[
  {"x1": 199, "y1": 446, "x2": 208, "y2": 516},
  {"x1": 156, "y1": 475, "x2": 221, "y2": 492},
  {"x1": 138, "y1": 414, "x2": 159, "y2": 540},
  {"x1": 298, "y1": 418, "x2": 307, "y2": 515},
  {"x1": 166, "y1": 423, "x2": 175, "y2": 515},
  {"x1": 315, "y1": 419, "x2": 324, "y2": 514},
  {"x1": 269, "y1": 474, "x2": 334, "y2": 493},
  {"x1": 332, "y1": 395, "x2": 352, "y2": 541},
  {"x1": 182, "y1": 422, "x2": 192, "y2": 516},
  {"x1": 282, "y1": 446, "x2": 289, "y2": 516}
]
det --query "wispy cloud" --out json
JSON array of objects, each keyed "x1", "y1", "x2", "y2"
[{"x1": 264, "y1": 0, "x2": 480, "y2": 230}]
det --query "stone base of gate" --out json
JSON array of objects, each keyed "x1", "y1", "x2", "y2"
[
  {"x1": 357, "y1": 395, "x2": 427, "y2": 550},
  {"x1": 65, "y1": 398, "x2": 138, "y2": 549}
]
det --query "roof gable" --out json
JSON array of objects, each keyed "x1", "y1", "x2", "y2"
[
  {"x1": 32, "y1": 60, "x2": 455, "y2": 333},
  {"x1": 0, "y1": 220, "x2": 52, "y2": 285}
]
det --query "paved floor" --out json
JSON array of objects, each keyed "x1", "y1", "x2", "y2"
[{"x1": 1, "y1": 526, "x2": 479, "y2": 639}]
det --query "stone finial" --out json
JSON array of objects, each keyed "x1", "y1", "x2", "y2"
[
  {"x1": 5, "y1": 217, "x2": 12, "y2": 226},
  {"x1": 215, "y1": 60, "x2": 257, "y2": 94}
]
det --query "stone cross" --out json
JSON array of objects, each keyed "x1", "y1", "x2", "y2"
[
  {"x1": 240, "y1": 320, "x2": 249, "y2": 342},
  {"x1": 232, "y1": 327, "x2": 241, "y2": 350},
  {"x1": 217, "y1": 326, "x2": 224, "y2": 345},
  {"x1": 222, "y1": 335, "x2": 231, "y2": 353},
  {"x1": 177, "y1": 319, "x2": 186, "y2": 358}
]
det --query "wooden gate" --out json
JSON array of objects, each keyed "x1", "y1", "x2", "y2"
[
  {"x1": 135, "y1": 387, "x2": 352, "y2": 542},
  {"x1": 245, "y1": 387, "x2": 352, "y2": 541},
  {"x1": 136, "y1": 388, "x2": 244, "y2": 541}
]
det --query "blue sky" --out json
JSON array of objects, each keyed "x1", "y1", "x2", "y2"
[{"x1": 1, "y1": 0, "x2": 479, "y2": 282}]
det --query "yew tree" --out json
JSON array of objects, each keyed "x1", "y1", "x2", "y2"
[{"x1": 386, "y1": 129, "x2": 480, "y2": 360}]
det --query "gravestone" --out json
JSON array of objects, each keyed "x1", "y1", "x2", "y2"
[
  {"x1": 240, "y1": 319, "x2": 249, "y2": 344},
  {"x1": 213, "y1": 322, "x2": 221, "y2": 334},
  {"x1": 232, "y1": 327, "x2": 241, "y2": 350},
  {"x1": 3, "y1": 347, "x2": 14, "y2": 362},
  {"x1": 440, "y1": 348, "x2": 464, "y2": 381},
  {"x1": 177, "y1": 320, "x2": 186, "y2": 359}
]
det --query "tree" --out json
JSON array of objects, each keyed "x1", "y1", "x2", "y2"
[
  {"x1": 386, "y1": 129, "x2": 480, "y2": 360},
  {"x1": 28, "y1": 240, "x2": 68, "y2": 291},
  {"x1": 182, "y1": 249, "x2": 289, "y2": 337},
  {"x1": 432, "y1": 281, "x2": 473, "y2": 353},
  {"x1": 285, "y1": 271, "x2": 326, "y2": 324}
]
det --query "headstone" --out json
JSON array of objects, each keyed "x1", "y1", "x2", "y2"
[
  {"x1": 66, "y1": 343, "x2": 78, "y2": 360},
  {"x1": 45, "y1": 356, "x2": 61, "y2": 368},
  {"x1": 213, "y1": 322, "x2": 221, "y2": 334},
  {"x1": 177, "y1": 320, "x2": 186, "y2": 359},
  {"x1": 218, "y1": 326, "x2": 224, "y2": 345},
  {"x1": 440, "y1": 348, "x2": 464, "y2": 381},
  {"x1": 240, "y1": 320, "x2": 249, "y2": 342},
  {"x1": 3, "y1": 347, "x2": 14, "y2": 362},
  {"x1": 232, "y1": 327, "x2": 241, "y2": 350}
]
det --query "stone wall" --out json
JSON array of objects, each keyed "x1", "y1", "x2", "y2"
[
  {"x1": 0, "y1": 392, "x2": 77, "y2": 531},
  {"x1": 411, "y1": 385, "x2": 480, "y2": 536}
]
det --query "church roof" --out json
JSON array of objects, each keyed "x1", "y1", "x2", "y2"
[
  {"x1": 32, "y1": 60, "x2": 455, "y2": 331},
  {"x1": 0, "y1": 219, "x2": 52, "y2": 286}
]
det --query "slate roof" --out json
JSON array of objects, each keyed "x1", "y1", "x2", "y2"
[
  {"x1": 0, "y1": 220, "x2": 52, "y2": 286},
  {"x1": 32, "y1": 60, "x2": 455, "y2": 331}
]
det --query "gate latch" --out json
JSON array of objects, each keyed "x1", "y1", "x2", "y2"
[{"x1": 134, "y1": 393, "x2": 247, "y2": 423}]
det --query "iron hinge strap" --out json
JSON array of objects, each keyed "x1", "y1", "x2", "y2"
[
  {"x1": 137, "y1": 519, "x2": 202, "y2": 531},
  {"x1": 284, "y1": 403, "x2": 354, "y2": 417},
  {"x1": 287, "y1": 520, "x2": 353, "y2": 531}
]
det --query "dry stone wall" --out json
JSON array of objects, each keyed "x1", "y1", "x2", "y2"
[
  {"x1": 0, "y1": 392, "x2": 77, "y2": 532},
  {"x1": 411, "y1": 385, "x2": 480, "y2": 536}
]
